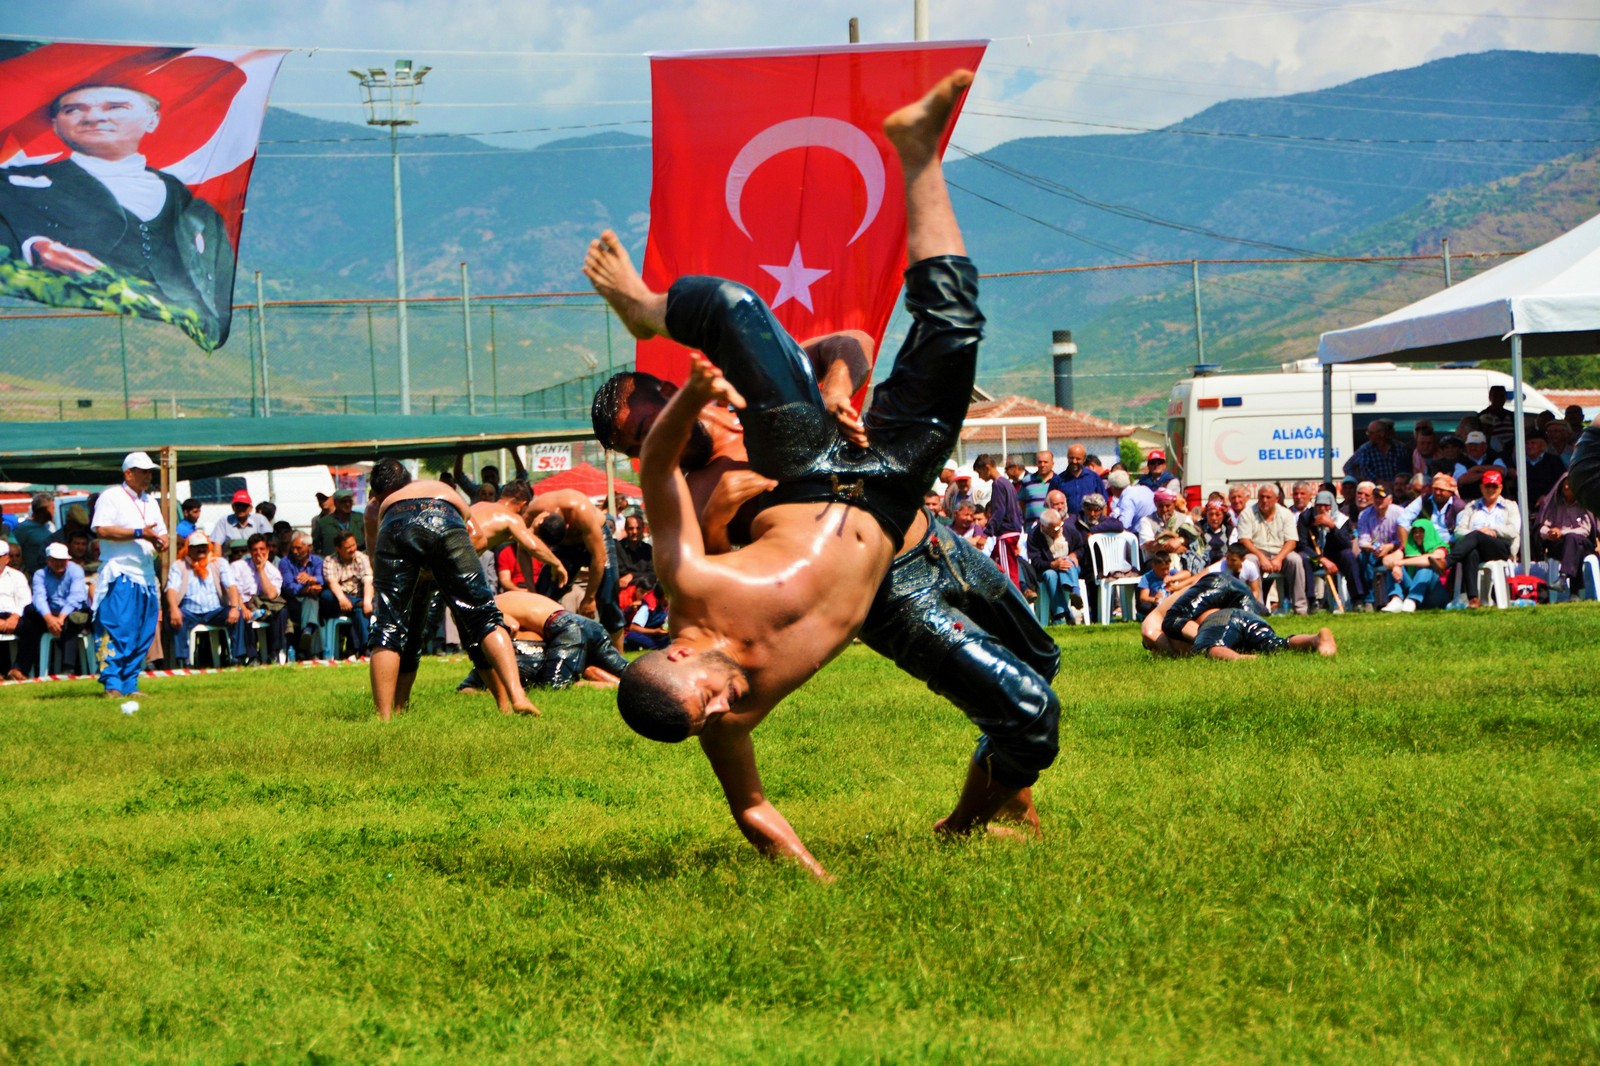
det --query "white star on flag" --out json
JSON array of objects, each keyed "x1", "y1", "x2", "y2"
[{"x1": 758, "y1": 243, "x2": 830, "y2": 312}]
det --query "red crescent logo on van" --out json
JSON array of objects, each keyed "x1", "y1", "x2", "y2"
[{"x1": 1215, "y1": 430, "x2": 1246, "y2": 465}]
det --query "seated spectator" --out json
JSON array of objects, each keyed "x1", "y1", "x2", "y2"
[
  {"x1": 1411, "y1": 420, "x2": 1437, "y2": 475},
  {"x1": 312, "y1": 488, "x2": 365, "y2": 556},
  {"x1": 278, "y1": 532, "x2": 325, "y2": 658},
  {"x1": 174, "y1": 497, "x2": 203, "y2": 542},
  {"x1": 1348, "y1": 418, "x2": 1406, "y2": 486},
  {"x1": 1537, "y1": 474, "x2": 1597, "y2": 599},
  {"x1": 64, "y1": 528, "x2": 99, "y2": 603},
  {"x1": 1237, "y1": 484, "x2": 1308, "y2": 614},
  {"x1": 624, "y1": 588, "x2": 671, "y2": 651},
  {"x1": 255, "y1": 500, "x2": 277, "y2": 524},
  {"x1": 1430, "y1": 434, "x2": 1469, "y2": 479},
  {"x1": 1203, "y1": 542, "x2": 1264, "y2": 604},
  {"x1": 320, "y1": 531, "x2": 374, "y2": 659},
  {"x1": 12, "y1": 542, "x2": 90, "y2": 678},
  {"x1": 1440, "y1": 468, "x2": 1519, "y2": 608},
  {"x1": 948, "y1": 501, "x2": 977, "y2": 540},
  {"x1": 1106, "y1": 469, "x2": 1156, "y2": 532},
  {"x1": 165, "y1": 533, "x2": 245, "y2": 666},
  {"x1": 1027, "y1": 507, "x2": 1083, "y2": 626},
  {"x1": 1226, "y1": 485, "x2": 1250, "y2": 529},
  {"x1": 1382, "y1": 515, "x2": 1451, "y2": 611},
  {"x1": 1288, "y1": 481, "x2": 1314, "y2": 517},
  {"x1": 14, "y1": 493, "x2": 57, "y2": 576},
  {"x1": 1522, "y1": 427, "x2": 1567, "y2": 515},
  {"x1": 1137, "y1": 552, "x2": 1178, "y2": 618},
  {"x1": 1137, "y1": 449, "x2": 1177, "y2": 493},
  {"x1": 271, "y1": 521, "x2": 294, "y2": 562},
  {"x1": 614, "y1": 512, "x2": 657, "y2": 613},
  {"x1": 0, "y1": 541, "x2": 29, "y2": 675},
  {"x1": 210, "y1": 489, "x2": 272, "y2": 550},
  {"x1": 1298, "y1": 490, "x2": 1364, "y2": 610},
  {"x1": 231, "y1": 533, "x2": 287, "y2": 664},
  {"x1": 1546, "y1": 419, "x2": 1575, "y2": 465},
  {"x1": 1400, "y1": 473, "x2": 1463, "y2": 543},
  {"x1": 1197, "y1": 500, "x2": 1233, "y2": 565},
  {"x1": 1355, "y1": 484, "x2": 1406, "y2": 607}
]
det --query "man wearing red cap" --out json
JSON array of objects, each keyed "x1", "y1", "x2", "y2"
[
  {"x1": 1438, "y1": 467, "x2": 1518, "y2": 608},
  {"x1": 1137, "y1": 449, "x2": 1178, "y2": 493},
  {"x1": 210, "y1": 488, "x2": 271, "y2": 550}
]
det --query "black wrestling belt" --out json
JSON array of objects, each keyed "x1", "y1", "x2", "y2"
[{"x1": 757, "y1": 475, "x2": 911, "y2": 545}]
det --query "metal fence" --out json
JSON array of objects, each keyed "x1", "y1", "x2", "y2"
[{"x1": 0, "y1": 249, "x2": 1514, "y2": 427}]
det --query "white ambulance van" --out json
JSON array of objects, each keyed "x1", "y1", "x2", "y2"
[{"x1": 1166, "y1": 361, "x2": 1559, "y2": 507}]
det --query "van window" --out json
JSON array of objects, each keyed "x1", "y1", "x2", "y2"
[
  {"x1": 188, "y1": 476, "x2": 248, "y2": 505},
  {"x1": 1166, "y1": 418, "x2": 1186, "y2": 482}
]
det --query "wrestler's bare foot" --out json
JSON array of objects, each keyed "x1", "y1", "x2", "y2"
[
  {"x1": 883, "y1": 69, "x2": 973, "y2": 168},
  {"x1": 1317, "y1": 626, "x2": 1338, "y2": 657},
  {"x1": 934, "y1": 817, "x2": 1031, "y2": 842},
  {"x1": 991, "y1": 789, "x2": 1043, "y2": 838},
  {"x1": 512, "y1": 699, "x2": 542, "y2": 717},
  {"x1": 583, "y1": 230, "x2": 667, "y2": 340}
]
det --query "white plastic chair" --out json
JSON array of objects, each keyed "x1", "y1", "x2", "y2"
[
  {"x1": 186, "y1": 624, "x2": 225, "y2": 667},
  {"x1": 1089, "y1": 532, "x2": 1142, "y2": 625},
  {"x1": 1477, "y1": 559, "x2": 1515, "y2": 609},
  {"x1": 1584, "y1": 556, "x2": 1600, "y2": 601}
]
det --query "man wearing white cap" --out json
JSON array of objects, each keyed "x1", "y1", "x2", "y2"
[
  {"x1": 90, "y1": 451, "x2": 169, "y2": 697},
  {"x1": 166, "y1": 532, "x2": 245, "y2": 665},
  {"x1": 11, "y1": 541, "x2": 90, "y2": 678}
]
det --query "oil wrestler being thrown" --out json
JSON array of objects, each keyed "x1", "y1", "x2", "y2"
[
  {"x1": 363, "y1": 458, "x2": 538, "y2": 721},
  {"x1": 586, "y1": 72, "x2": 1057, "y2": 878}
]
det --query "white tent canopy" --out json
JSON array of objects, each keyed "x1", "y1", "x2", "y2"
[
  {"x1": 1319, "y1": 213, "x2": 1600, "y2": 366},
  {"x1": 1316, "y1": 211, "x2": 1600, "y2": 571}
]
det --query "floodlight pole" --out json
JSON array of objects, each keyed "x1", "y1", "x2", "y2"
[
  {"x1": 352, "y1": 60, "x2": 431, "y2": 418},
  {"x1": 391, "y1": 122, "x2": 411, "y2": 416},
  {"x1": 914, "y1": 0, "x2": 928, "y2": 39}
]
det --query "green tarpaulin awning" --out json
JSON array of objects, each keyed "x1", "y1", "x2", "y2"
[{"x1": 0, "y1": 414, "x2": 591, "y2": 484}]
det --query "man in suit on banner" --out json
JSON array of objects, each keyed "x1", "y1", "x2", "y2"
[{"x1": 0, "y1": 83, "x2": 232, "y2": 344}]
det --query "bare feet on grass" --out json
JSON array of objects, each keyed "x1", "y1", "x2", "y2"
[
  {"x1": 882, "y1": 69, "x2": 973, "y2": 168},
  {"x1": 583, "y1": 230, "x2": 668, "y2": 340},
  {"x1": 1317, "y1": 627, "x2": 1338, "y2": 657},
  {"x1": 511, "y1": 700, "x2": 541, "y2": 717},
  {"x1": 934, "y1": 817, "x2": 1033, "y2": 842}
]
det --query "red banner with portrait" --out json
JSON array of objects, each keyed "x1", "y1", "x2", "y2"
[
  {"x1": 640, "y1": 40, "x2": 986, "y2": 387},
  {"x1": 0, "y1": 39, "x2": 286, "y2": 350}
]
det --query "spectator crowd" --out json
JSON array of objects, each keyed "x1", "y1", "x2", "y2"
[{"x1": 2, "y1": 391, "x2": 1593, "y2": 686}]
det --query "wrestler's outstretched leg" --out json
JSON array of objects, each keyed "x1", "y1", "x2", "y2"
[
  {"x1": 583, "y1": 232, "x2": 667, "y2": 340},
  {"x1": 1285, "y1": 627, "x2": 1338, "y2": 656},
  {"x1": 480, "y1": 627, "x2": 540, "y2": 715},
  {"x1": 883, "y1": 69, "x2": 972, "y2": 264}
]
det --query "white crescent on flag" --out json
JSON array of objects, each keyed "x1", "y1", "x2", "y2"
[{"x1": 724, "y1": 116, "x2": 886, "y2": 246}]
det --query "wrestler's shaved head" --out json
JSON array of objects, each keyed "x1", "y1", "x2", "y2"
[{"x1": 617, "y1": 648, "x2": 746, "y2": 743}]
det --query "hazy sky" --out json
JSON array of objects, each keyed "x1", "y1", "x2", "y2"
[{"x1": 6, "y1": 0, "x2": 1598, "y2": 155}]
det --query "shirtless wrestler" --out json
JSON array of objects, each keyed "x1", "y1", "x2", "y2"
[
  {"x1": 469, "y1": 481, "x2": 569, "y2": 588},
  {"x1": 520, "y1": 487, "x2": 623, "y2": 646},
  {"x1": 587, "y1": 71, "x2": 1059, "y2": 879},
  {"x1": 1142, "y1": 573, "x2": 1336, "y2": 659},
  {"x1": 363, "y1": 458, "x2": 537, "y2": 720},
  {"x1": 457, "y1": 585, "x2": 630, "y2": 694}
]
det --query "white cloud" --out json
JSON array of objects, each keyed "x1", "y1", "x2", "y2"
[{"x1": 4, "y1": 0, "x2": 1595, "y2": 151}]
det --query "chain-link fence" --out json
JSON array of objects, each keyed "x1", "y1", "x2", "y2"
[{"x1": 1, "y1": 250, "x2": 1517, "y2": 427}]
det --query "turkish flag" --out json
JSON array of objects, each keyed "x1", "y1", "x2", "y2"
[{"x1": 640, "y1": 40, "x2": 986, "y2": 386}]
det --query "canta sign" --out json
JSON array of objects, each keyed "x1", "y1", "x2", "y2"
[{"x1": 528, "y1": 445, "x2": 571, "y2": 473}]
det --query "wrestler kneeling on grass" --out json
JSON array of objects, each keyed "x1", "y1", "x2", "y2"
[{"x1": 363, "y1": 458, "x2": 537, "y2": 721}]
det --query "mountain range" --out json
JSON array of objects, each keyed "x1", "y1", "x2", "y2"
[{"x1": 5, "y1": 49, "x2": 1599, "y2": 425}]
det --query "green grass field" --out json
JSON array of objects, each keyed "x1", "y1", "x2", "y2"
[{"x1": 2, "y1": 605, "x2": 1598, "y2": 1063}]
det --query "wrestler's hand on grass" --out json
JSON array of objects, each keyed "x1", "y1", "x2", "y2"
[{"x1": 684, "y1": 351, "x2": 745, "y2": 410}]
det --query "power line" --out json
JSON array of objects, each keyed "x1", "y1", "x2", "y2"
[{"x1": 963, "y1": 108, "x2": 1600, "y2": 145}]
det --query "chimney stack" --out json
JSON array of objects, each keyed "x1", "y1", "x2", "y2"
[{"x1": 1051, "y1": 330, "x2": 1078, "y2": 411}]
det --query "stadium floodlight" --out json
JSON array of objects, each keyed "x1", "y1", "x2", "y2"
[{"x1": 350, "y1": 60, "x2": 432, "y2": 416}]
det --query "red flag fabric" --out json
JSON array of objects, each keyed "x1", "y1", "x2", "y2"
[
  {"x1": 640, "y1": 40, "x2": 986, "y2": 386},
  {"x1": 0, "y1": 39, "x2": 285, "y2": 350}
]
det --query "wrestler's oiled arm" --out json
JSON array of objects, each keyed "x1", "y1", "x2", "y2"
[
  {"x1": 579, "y1": 513, "x2": 608, "y2": 614},
  {"x1": 363, "y1": 502, "x2": 380, "y2": 552},
  {"x1": 700, "y1": 727, "x2": 831, "y2": 881},
  {"x1": 511, "y1": 519, "x2": 568, "y2": 586},
  {"x1": 640, "y1": 360, "x2": 733, "y2": 584}
]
